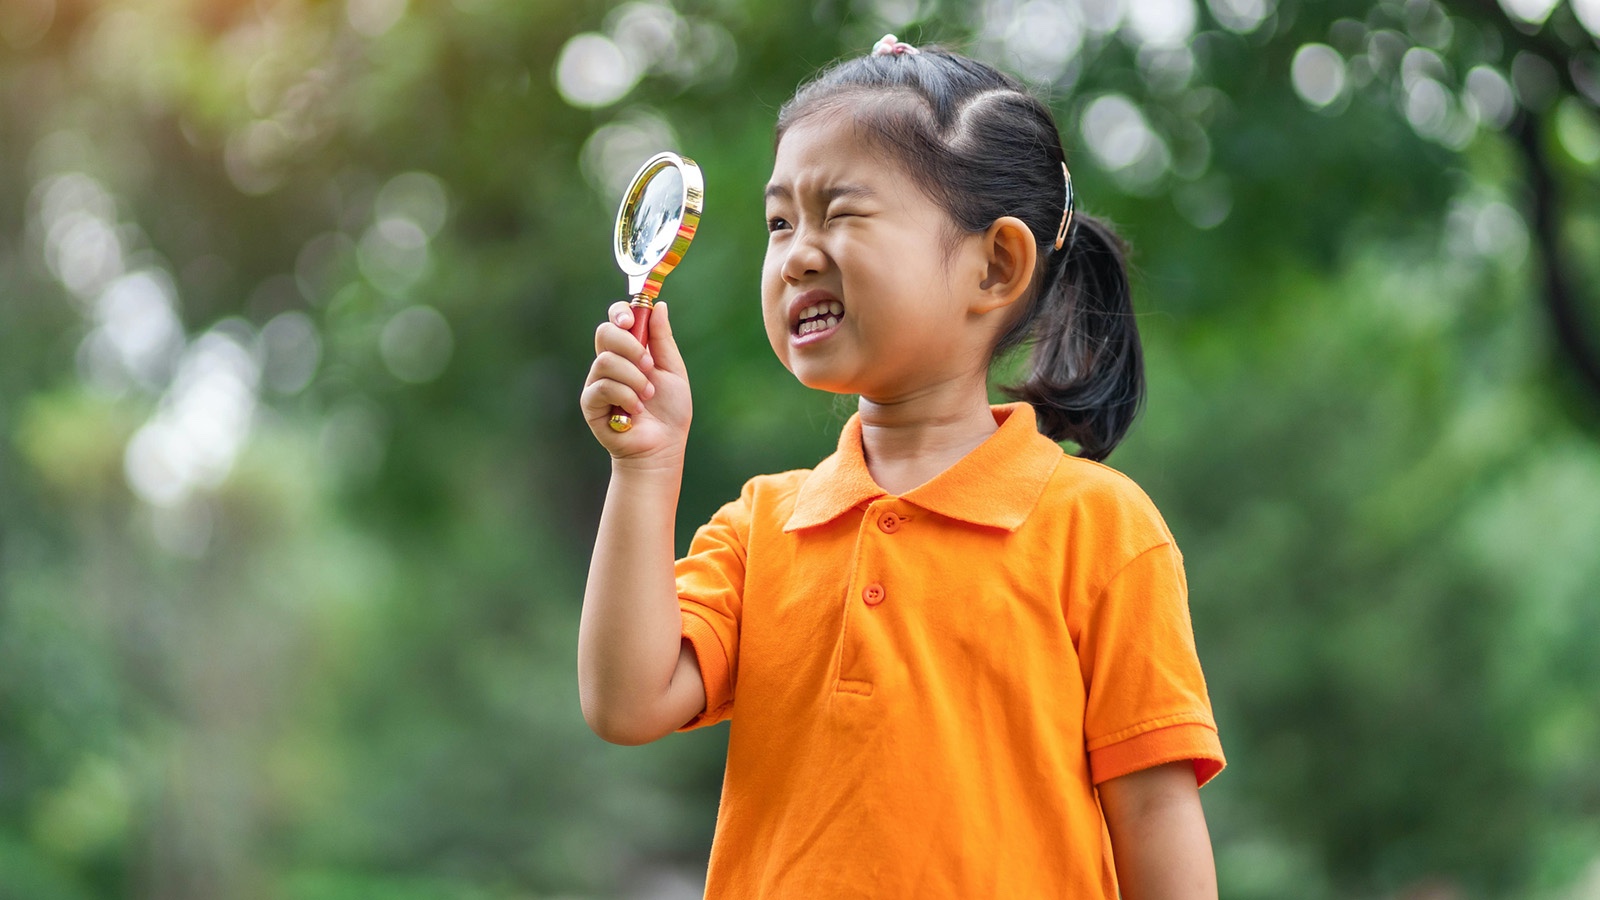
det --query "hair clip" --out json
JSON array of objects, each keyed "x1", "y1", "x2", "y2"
[
  {"x1": 1054, "y1": 162, "x2": 1075, "y2": 251},
  {"x1": 871, "y1": 33, "x2": 920, "y2": 56}
]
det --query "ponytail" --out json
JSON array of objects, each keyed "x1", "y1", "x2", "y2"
[{"x1": 999, "y1": 213, "x2": 1144, "y2": 461}]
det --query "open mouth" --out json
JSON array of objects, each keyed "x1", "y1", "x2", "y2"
[{"x1": 793, "y1": 299, "x2": 844, "y2": 337}]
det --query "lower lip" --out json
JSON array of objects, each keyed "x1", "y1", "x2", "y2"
[{"x1": 791, "y1": 320, "x2": 842, "y2": 346}]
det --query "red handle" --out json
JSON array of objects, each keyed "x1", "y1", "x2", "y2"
[
  {"x1": 608, "y1": 302, "x2": 653, "y2": 432},
  {"x1": 628, "y1": 303, "x2": 652, "y2": 345}
]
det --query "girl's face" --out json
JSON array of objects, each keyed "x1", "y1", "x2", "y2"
[{"x1": 761, "y1": 112, "x2": 997, "y2": 401}]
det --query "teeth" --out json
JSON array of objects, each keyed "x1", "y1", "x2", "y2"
[
  {"x1": 793, "y1": 299, "x2": 846, "y2": 336},
  {"x1": 798, "y1": 316, "x2": 842, "y2": 336}
]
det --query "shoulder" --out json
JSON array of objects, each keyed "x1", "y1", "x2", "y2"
[
  {"x1": 1047, "y1": 454, "x2": 1163, "y2": 510},
  {"x1": 735, "y1": 469, "x2": 811, "y2": 504},
  {"x1": 685, "y1": 469, "x2": 813, "y2": 558},
  {"x1": 711, "y1": 469, "x2": 813, "y2": 526},
  {"x1": 1038, "y1": 457, "x2": 1190, "y2": 612},
  {"x1": 1036, "y1": 454, "x2": 1177, "y2": 551}
]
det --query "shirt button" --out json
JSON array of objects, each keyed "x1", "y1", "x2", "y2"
[
  {"x1": 877, "y1": 513, "x2": 901, "y2": 533},
  {"x1": 863, "y1": 583, "x2": 886, "y2": 606}
]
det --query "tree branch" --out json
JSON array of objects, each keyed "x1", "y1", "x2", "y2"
[
  {"x1": 1459, "y1": 0, "x2": 1600, "y2": 405},
  {"x1": 1509, "y1": 109, "x2": 1600, "y2": 403}
]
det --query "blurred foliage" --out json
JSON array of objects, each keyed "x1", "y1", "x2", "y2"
[{"x1": 2, "y1": 0, "x2": 1600, "y2": 897}]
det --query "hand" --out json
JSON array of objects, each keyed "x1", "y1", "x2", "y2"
[{"x1": 580, "y1": 301, "x2": 692, "y2": 468}]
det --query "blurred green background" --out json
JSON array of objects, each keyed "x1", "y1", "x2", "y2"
[{"x1": 3, "y1": 0, "x2": 1600, "y2": 896}]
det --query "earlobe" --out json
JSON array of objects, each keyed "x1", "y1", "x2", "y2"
[{"x1": 972, "y1": 216, "x2": 1038, "y2": 316}]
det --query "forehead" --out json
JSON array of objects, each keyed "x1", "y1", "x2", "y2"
[{"x1": 767, "y1": 111, "x2": 911, "y2": 196}]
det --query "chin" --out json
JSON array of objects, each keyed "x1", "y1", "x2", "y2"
[{"x1": 792, "y1": 370, "x2": 858, "y2": 395}]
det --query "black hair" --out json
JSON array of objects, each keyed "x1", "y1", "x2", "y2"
[{"x1": 775, "y1": 46, "x2": 1144, "y2": 461}]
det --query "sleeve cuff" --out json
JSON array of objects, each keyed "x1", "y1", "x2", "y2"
[
  {"x1": 675, "y1": 609, "x2": 733, "y2": 731},
  {"x1": 1089, "y1": 721, "x2": 1226, "y2": 788}
]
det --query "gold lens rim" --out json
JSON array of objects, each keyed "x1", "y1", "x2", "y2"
[{"x1": 613, "y1": 151, "x2": 705, "y2": 299}]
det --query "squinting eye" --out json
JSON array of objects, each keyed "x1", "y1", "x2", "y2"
[{"x1": 766, "y1": 217, "x2": 790, "y2": 233}]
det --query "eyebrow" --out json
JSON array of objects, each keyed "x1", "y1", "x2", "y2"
[{"x1": 764, "y1": 182, "x2": 877, "y2": 204}]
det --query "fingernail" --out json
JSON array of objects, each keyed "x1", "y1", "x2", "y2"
[
  {"x1": 645, "y1": 382, "x2": 656, "y2": 398},
  {"x1": 642, "y1": 352, "x2": 654, "y2": 368}
]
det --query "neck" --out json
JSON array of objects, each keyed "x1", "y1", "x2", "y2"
[{"x1": 856, "y1": 375, "x2": 998, "y2": 496}]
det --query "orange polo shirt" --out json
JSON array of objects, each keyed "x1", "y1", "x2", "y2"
[{"x1": 675, "y1": 402, "x2": 1224, "y2": 898}]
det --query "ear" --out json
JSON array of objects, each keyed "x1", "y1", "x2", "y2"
[{"x1": 970, "y1": 216, "x2": 1038, "y2": 316}]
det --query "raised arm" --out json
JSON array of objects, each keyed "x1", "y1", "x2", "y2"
[
  {"x1": 577, "y1": 301, "x2": 706, "y2": 745},
  {"x1": 1098, "y1": 761, "x2": 1218, "y2": 900}
]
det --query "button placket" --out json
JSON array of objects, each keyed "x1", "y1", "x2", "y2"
[
  {"x1": 835, "y1": 502, "x2": 904, "y2": 694},
  {"x1": 865, "y1": 505, "x2": 903, "y2": 609}
]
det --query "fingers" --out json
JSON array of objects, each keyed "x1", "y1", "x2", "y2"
[
  {"x1": 595, "y1": 315, "x2": 653, "y2": 372},
  {"x1": 581, "y1": 374, "x2": 648, "y2": 420},
  {"x1": 608, "y1": 301, "x2": 634, "y2": 331},
  {"x1": 645, "y1": 302, "x2": 685, "y2": 375},
  {"x1": 587, "y1": 349, "x2": 656, "y2": 402},
  {"x1": 585, "y1": 305, "x2": 658, "y2": 425}
]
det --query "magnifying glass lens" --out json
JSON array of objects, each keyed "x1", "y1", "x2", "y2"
[{"x1": 628, "y1": 166, "x2": 685, "y2": 268}]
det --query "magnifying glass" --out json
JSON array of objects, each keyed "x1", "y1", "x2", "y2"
[{"x1": 609, "y1": 151, "x2": 705, "y2": 433}]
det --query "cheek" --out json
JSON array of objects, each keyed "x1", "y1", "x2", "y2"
[
  {"x1": 760, "y1": 244, "x2": 780, "y2": 291},
  {"x1": 759, "y1": 252, "x2": 791, "y2": 361},
  {"x1": 759, "y1": 254, "x2": 780, "y2": 324}
]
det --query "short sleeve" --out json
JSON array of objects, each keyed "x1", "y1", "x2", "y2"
[
  {"x1": 1079, "y1": 541, "x2": 1225, "y2": 787},
  {"x1": 673, "y1": 481, "x2": 753, "y2": 731}
]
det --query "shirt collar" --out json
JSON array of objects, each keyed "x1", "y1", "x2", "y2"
[{"x1": 783, "y1": 402, "x2": 1064, "y2": 533}]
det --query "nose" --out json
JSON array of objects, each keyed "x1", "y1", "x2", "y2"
[{"x1": 780, "y1": 228, "x2": 827, "y2": 285}]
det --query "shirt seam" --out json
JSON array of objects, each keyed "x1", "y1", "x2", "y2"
[
  {"x1": 1085, "y1": 539, "x2": 1175, "y2": 614},
  {"x1": 1086, "y1": 713, "x2": 1217, "y2": 751}
]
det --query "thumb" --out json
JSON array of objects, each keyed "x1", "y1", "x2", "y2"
[{"x1": 648, "y1": 302, "x2": 686, "y2": 374}]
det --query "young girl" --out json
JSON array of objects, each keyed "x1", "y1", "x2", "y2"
[{"x1": 578, "y1": 36, "x2": 1225, "y2": 899}]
